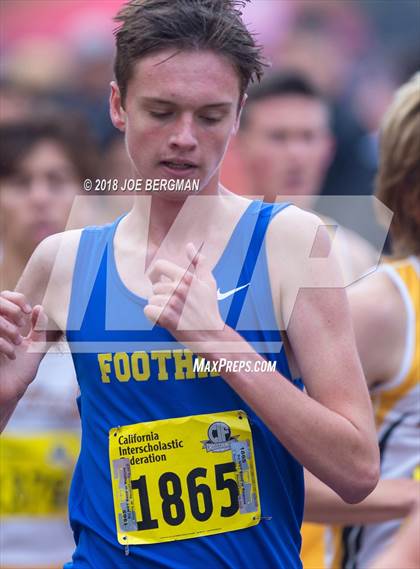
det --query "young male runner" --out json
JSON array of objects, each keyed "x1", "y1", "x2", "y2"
[{"x1": 0, "y1": 2, "x2": 379, "y2": 568}]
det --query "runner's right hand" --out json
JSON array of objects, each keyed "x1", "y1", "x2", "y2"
[{"x1": 0, "y1": 291, "x2": 47, "y2": 403}]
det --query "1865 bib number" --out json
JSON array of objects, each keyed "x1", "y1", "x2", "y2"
[
  {"x1": 109, "y1": 411, "x2": 260, "y2": 545},
  {"x1": 132, "y1": 462, "x2": 238, "y2": 530}
]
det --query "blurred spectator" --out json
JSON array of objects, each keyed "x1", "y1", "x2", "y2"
[
  {"x1": 53, "y1": 30, "x2": 116, "y2": 147},
  {"x1": 3, "y1": 38, "x2": 76, "y2": 93},
  {"x1": 275, "y1": 26, "x2": 377, "y2": 201},
  {"x1": 0, "y1": 80, "x2": 34, "y2": 125},
  {"x1": 267, "y1": 0, "x2": 414, "y2": 211},
  {"x1": 0, "y1": 113, "x2": 98, "y2": 568},
  {"x1": 263, "y1": 2, "x2": 400, "y2": 250},
  {"x1": 236, "y1": 71, "x2": 376, "y2": 281},
  {"x1": 0, "y1": 113, "x2": 98, "y2": 283},
  {"x1": 238, "y1": 72, "x2": 333, "y2": 206}
]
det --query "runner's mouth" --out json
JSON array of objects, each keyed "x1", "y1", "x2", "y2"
[{"x1": 160, "y1": 160, "x2": 198, "y2": 172}]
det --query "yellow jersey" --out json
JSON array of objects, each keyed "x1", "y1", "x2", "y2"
[{"x1": 331, "y1": 256, "x2": 420, "y2": 568}]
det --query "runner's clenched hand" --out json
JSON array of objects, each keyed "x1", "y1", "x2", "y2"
[
  {"x1": 0, "y1": 291, "x2": 48, "y2": 404},
  {"x1": 144, "y1": 243, "x2": 225, "y2": 342}
]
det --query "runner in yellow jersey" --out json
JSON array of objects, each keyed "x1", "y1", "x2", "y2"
[{"x1": 303, "y1": 73, "x2": 420, "y2": 569}]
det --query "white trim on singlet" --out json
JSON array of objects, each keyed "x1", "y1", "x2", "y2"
[
  {"x1": 371, "y1": 263, "x2": 416, "y2": 393},
  {"x1": 409, "y1": 255, "x2": 420, "y2": 276}
]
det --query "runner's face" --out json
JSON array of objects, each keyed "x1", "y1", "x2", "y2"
[
  {"x1": 110, "y1": 49, "x2": 242, "y2": 197},
  {"x1": 239, "y1": 95, "x2": 332, "y2": 203},
  {"x1": 0, "y1": 140, "x2": 79, "y2": 255}
]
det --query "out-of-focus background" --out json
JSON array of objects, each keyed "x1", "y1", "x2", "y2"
[
  {"x1": 1, "y1": 0, "x2": 419, "y2": 203},
  {"x1": 0, "y1": 1, "x2": 419, "y2": 568}
]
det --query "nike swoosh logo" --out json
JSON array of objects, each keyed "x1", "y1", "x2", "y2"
[{"x1": 217, "y1": 283, "x2": 250, "y2": 301}]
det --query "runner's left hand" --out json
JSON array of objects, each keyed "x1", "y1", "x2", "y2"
[{"x1": 144, "y1": 243, "x2": 225, "y2": 342}]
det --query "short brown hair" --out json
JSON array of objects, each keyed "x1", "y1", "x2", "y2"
[
  {"x1": 375, "y1": 73, "x2": 420, "y2": 256},
  {"x1": 240, "y1": 71, "x2": 328, "y2": 130},
  {"x1": 0, "y1": 113, "x2": 98, "y2": 183},
  {"x1": 114, "y1": 0, "x2": 265, "y2": 104}
]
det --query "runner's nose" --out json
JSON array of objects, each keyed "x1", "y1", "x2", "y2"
[{"x1": 168, "y1": 117, "x2": 198, "y2": 152}]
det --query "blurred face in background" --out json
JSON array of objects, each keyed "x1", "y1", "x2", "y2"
[
  {"x1": 238, "y1": 95, "x2": 333, "y2": 206},
  {"x1": 0, "y1": 139, "x2": 79, "y2": 258}
]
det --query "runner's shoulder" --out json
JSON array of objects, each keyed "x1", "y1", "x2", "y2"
[
  {"x1": 266, "y1": 205, "x2": 345, "y2": 304},
  {"x1": 29, "y1": 229, "x2": 82, "y2": 276},
  {"x1": 266, "y1": 205, "x2": 326, "y2": 258}
]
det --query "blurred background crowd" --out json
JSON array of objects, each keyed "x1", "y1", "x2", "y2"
[
  {"x1": 1, "y1": 0, "x2": 419, "y2": 203},
  {"x1": 0, "y1": 1, "x2": 419, "y2": 568}
]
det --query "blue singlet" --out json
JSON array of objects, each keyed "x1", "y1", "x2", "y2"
[{"x1": 64, "y1": 200, "x2": 304, "y2": 569}]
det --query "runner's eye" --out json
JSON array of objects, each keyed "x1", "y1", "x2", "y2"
[
  {"x1": 150, "y1": 111, "x2": 173, "y2": 120},
  {"x1": 200, "y1": 116, "x2": 222, "y2": 125}
]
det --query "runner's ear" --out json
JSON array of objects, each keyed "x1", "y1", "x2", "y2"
[{"x1": 109, "y1": 81, "x2": 126, "y2": 132}]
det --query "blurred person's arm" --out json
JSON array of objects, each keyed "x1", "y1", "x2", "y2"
[
  {"x1": 349, "y1": 269, "x2": 406, "y2": 388},
  {"x1": 0, "y1": 230, "x2": 81, "y2": 432},
  {"x1": 343, "y1": 227, "x2": 378, "y2": 280},
  {"x1": 305, "y1": 469, "x2": 420, "y2": 524},
  {"x1": 369, "y1": 503, "x2": 420, "y2": 569}
]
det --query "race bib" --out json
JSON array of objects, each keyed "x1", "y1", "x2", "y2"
[
  {"x1": 109, "y1": 410, "x2": 260, "y2": 545},
  {"x1": 0, "y1": 432, "x2": 80, "y2": 517}
]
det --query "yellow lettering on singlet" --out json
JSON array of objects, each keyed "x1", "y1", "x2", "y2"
[
  {"x1": 173, "y1": 349, "x2": 195, "y2": 380},
  {"x1": 131, "y1": 352, "x2": 151, "y2": 381},
  {"x1": 150, "y1": 351, "x2": 172, "y2": 380},
  {"x1": 97, "y1": 349, "x2": 219, "y2": 383},
  {"x1": 98, "y1": 353, "x2": 112, "y2": 383},
  {"x1": 114, "y1": 352, "x2": 131, "y2": 382}
]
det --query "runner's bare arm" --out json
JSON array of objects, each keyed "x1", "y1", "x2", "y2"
[
  {"x1": 211, "y1": 207, "x2": 379, "y2": 503},
  {"x1": 0, "y1": 230, "x2": 81, "y2": 431},
  {"x1": 144, "y1": 207, "x2": 379, "y2": 503}
]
